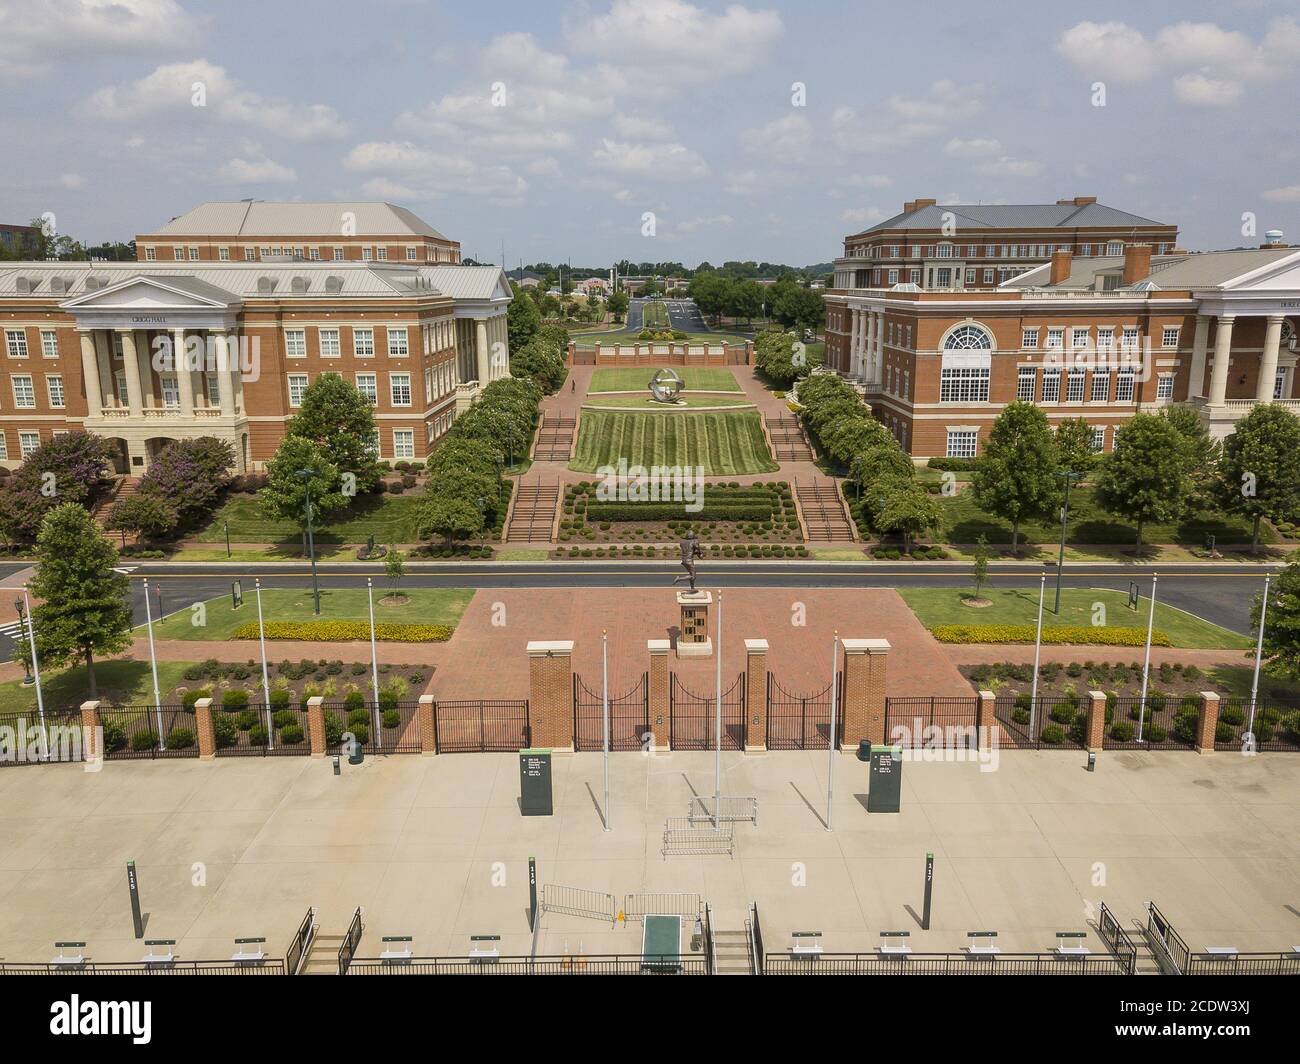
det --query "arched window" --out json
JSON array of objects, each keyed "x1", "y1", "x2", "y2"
[{"x1": 943, "y1": 324, "x2": 993, "y2": 350}]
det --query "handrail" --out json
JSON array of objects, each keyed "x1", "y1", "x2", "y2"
[
  {"x1": 1145, "y1": 901, "x2": 1189, "y2": 976},
  {"x1": 704, "y1": 904, "x2": 715, "y2": 977},
  {"x1": 1096, "y1": 902, "x2": 1136, "y2": 975},
  {"x1": 285, "y1": 906, "x2": 317, "y2": 976},
  {"x1": 749, "y1": 903, "x2": 765, "y2": 976},
  {"x1": 337, "y1": 907, "x2": 364, "y2": 976}
]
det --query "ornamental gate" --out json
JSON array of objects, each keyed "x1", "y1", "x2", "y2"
[
  {"x1": 573, "y1": 673, "x2": 650, "y2": 751},
  {"x1": 669, "y1": 673, "x2": 745, "y2": 750}
]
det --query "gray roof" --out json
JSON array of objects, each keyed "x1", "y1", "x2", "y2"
[
  {"x1": 1007, "y1": 247, "x2": 1300, "y2": 291},
  {"x1": 146, "y1": 201, "x2": 453, "y2": 242},
  {"x1": 853, "y1": 201, "x2": 1172, "y2": 237}
]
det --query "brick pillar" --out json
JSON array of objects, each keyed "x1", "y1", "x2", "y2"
[
  {"x1": 976, "y1": 690, "x2": 996, "y2": 752},
  {"x1": 527, "y1": 640, "x2": 575, "y2": 752},
  {"x1": 418, "y1": 694, "x2": 436, "y2": 756},
  {"x1": 840, "y1": 639, "x2": 890, "y2": 747},
  {"x1": 745, "y1": 639, "x2": 768, "y2": 753},
  {"x1": 1196, "y1": 691, "x2": 1220, "y2": 756},
  {"x1": 1086, "y1": 690, "x2": 1107, "y2": 752},
  {"x1": 80, "y1": 700, "x2": 101, "y2": 763},
  {"x1": 193, "y1": 697, "x2": 216, "y2": 760},
  {"x1": 306, "y1": 695, "x2": 326, "y2": 758},
  {"x1": 648, "y1": 639, "x2": 670, "y2": 751}
]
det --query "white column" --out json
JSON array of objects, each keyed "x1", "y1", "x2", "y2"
[
  {"x1": 93, "y1": 330, "x2": 114, "y2": 406},
  {"x1": 1208, "y1": 315, "x2": 1235, "y2": 406},
  {"x1": 475, "y1": 318, "x2": 489, "y2": 383},
  {"x1": 78, "y1": 331, "x2": 103, "y2": 415},
  {"x1": 869, "y1": 311, "x2": 882, "y2": 384},
  {"x1": 135, "y1": 330, "x2": 153, "y2": 407},
  {"x1": 118, "y1": 329, "x2": 144, "y2": 415},
  {"x1": 1189, "y1": 314, "x2": 1210, "y2": 399},
  {"x1": 848, "y1": 308, "x2": 861, "y2": 376},
  {"x1": 213, "y1": 329, "x2": 236, "y2": 416},
  {"x1": 172, "y1": 328, "x2": 194, "y2": 416},
  {"x1": 1257, "y1": 315, "x2": 1284, "y2": 402}
]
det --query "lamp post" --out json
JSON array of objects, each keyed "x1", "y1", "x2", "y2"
[
  {"x1": 826, "y1": 630, "x2": 839, "y2": 832},
  {"x1": 1053, "y1": 469, "x2": 1082, "y2": 614},
  {"x1": 367, "y1": 578, "x2": 381, "y2": 749},
  {"x1": 142, "y1": 578, "x2": 165, "y2": 750},
  {"x1": 14, "y1": 597, "x2": 33, "y2": 687},
  {"x1": 1136, "y1": 574, "x2": 1159, "y2": 744},
  {"x1": 255, "y1": 578, "x2": 272, "y2": 746},
  {"x1": 21, "y1": 587, "x2": 47, "y2": 760},
  {"x1": 1248, "y1": 575, "x2": 1272, "y2": 743},
  {"x1": 295, "y1": 469, "x2": 321, "y2": 616},
  {"x1": 224, "y1": 520, "x2": 231, "y2": 559}
]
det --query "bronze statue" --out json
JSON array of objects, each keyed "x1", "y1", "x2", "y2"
[{"x1": 673, "y1": 530, "x2": 704, "y2": 591}]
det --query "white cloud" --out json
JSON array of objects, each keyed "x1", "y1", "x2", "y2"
[
  {"x1": 215, "y1": 157, "x2": 298, "y2": 184},
  {"x1": 832, "y1": 82, "x2": 983, "y2": 154},
  {"x1": 974, "y1": 156, "x2": 1043, "y2": 178},
  {"x1": 615, "y1": 113, "x2": 674, "y2": 139},
  {"x1": 83, "y1": 60, "x2": 348, "y2": 140},
  {"x1": 59, "y1": 173, "x2": 87, "y2": 190},
  {"x1": 526, "y1": 157, "x2": 562, "y2": 177},
  {"x1": 591, "y1": 138, "x2": 709, "y2": 180},
  {"x1": 841, "y1": 207, "x2": 886, "y2": 227},
  {"x1": 1056, "y1": 21, "x2": 1155, "y2": 85},
  {"x1": 344, "y1": 141, "x2": 441, "y2": 173},
  {"x1": 677, "y1": 214, "x2": 733, "y2": 233},
  {"x1": 741, "y1": 113, "x2": 813, "y2": 161},
  {"x1": 943, "y1": 137, "x2": 1002, "y2": 158},
  {"x1": 1262, "y1": 185, "x2": 1300, "y2": 204},
  {"x1": 1154, "y1": 22, "x2": 1254, "y2": 67},
  {"x1": 1173, "y1": 73, "x2": 1243, "y2": 108},
  {"x1": 0, "y1": 0, "x2": 201, "y2": 79}
]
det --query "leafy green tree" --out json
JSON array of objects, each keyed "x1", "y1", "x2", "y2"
[
  {"x1": 107, "y1": 493, "x2": 178, "y2": 541},
  {"x1": 608, "y1": 290, "x2": 629, "y2": 322},
  {"x1": 726, "y1": 279, "x2": 764, "y2": 323},
  {"x1": 1255, "y1": 556, "x2": 1300, "y2": 680},
  {"x1": 1093, "y1": 413, "x2": 1189, "y2": 553},
  {"x1": 420, "y1": 494, "x2": 482, "y2": 548},
  {"x1": 971, "y1": 534, "x2": 991, "y2": 599},
  {"x1": 0, "y1": 432, "x2": 116, "y2": 541},
  {"x1": 1217, "y1": 404, "x2": 1300, "y2": 553},
  {"x1": 878, "y1": 481, "x2": 943, "y2": 554},
  {"x1": 510, "y1": 336, "x2": 567, "y2": 393},
  {"x1": 286, "y1": 374, "x2": 380, "y2": 492},
  {"x1": 259, "y1": 437, "x2": 347, "y2": 536},
  {"x1": 507, "y1": 289, "x2": 541, "y2": 351},
  {"x1": 385, "y1": 548, "x2": 405, "y2": 597},
  {"x1": 1161, "y1": 403, "x2": 1222, "y2": 506},
  {"x1": 1054, "y1": 417, "x2": 1096, "y2": 477},
  {"x1": 26, "y1": 503, "x2": 132, "y2": 699},
  {"x1": 972, "y1": 403, "x2": 1060, "y2": 554}
]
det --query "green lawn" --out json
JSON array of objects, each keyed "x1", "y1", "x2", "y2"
[
  {"x1": 642, "y1": 301, "x2": 670, "y2": 329},
  {"x1": 1208, "y1": 665, "x2": 1300, "y2": 700},
  {"x1": 589, "y1": 367, "x2": 742, "y2": 393},
  {"x1": 193, "y1": 493, "x2": 426, "y2": 545},
  {"x1": 146, "y1": 587, "x2": 474, "y2": 641},
  {"x1": 582, "y1": 396, "x2": 753, "y2": 410},
  {"x1": 571, "y1": 410, "x2": 778, "y2": 475},
  {"x1": 896, "y1": 587, "x2": 1252, "y2": 650},
  {"x1": 0, "y1": 659, "x2": 194, "y2": 713}
]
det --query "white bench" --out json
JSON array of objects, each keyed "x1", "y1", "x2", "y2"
[
  {"x1": 380, "y1": 946, "x2": 413, "y2": 961},
  {"x1": 469, "y1": 935, "x2": 500, "y2": 962},
  {"x1": 1055, "y1": 946, "x2": 1091, "y2": 957},
  {"x1": 878, "y1": 944, "x2": 913, "y2": 956},
  {"x1": 51, "y1": 943, "x2": 84, "y2": 967},
  {"x1": 1204, "y1": 946, "x2": 1238, "y2": 955},
  {"x1": 967, "y1": 946, "x2": 1001, "y2": 956},
  {"x1": 141, "y1": 945, "x2": 175, "y2": 965},
  {"x1": 791, "y1": 944, "x2": 823, "y2": 956}
]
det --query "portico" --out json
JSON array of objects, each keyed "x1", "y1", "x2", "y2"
[{"x1": 846, "y1": 303, "x2": 884, "y2": 387}]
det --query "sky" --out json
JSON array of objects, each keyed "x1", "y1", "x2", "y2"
[{"x1": 2, "y1": 0, "x2": 1299, "y2": 267}]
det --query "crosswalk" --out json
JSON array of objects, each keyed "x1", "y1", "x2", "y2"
[
  {"x1": 0, "y1": 620, "x2": 24, "y2": 639},
  {"x1": 112, "y1": 566, "x2": 138, "y2": 575}
]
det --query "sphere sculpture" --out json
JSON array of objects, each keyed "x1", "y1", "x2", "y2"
[{"x1": 648, "y1": 367, "x2": 685, "y2": 404}]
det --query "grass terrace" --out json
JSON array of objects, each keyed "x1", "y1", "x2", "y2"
[
  {"x1": 581, "y1": 396, "x2": 754, "y2": 410},
  {"x1": 588, "y1": 367, "x2": 742, "y2": 393},
  {"x1": 571, "y1": 410, "x2": 778, "y2": 476}
]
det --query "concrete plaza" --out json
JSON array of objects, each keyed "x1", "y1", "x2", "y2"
[{"x1": 0, "y1": 745, "x2": 1296, "y2": 967}]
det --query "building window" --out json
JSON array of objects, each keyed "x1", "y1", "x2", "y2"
[
  {"x1": 1106, "y1": 242, "x2": 1123, "y2": 256},
  {"x1": 362, "y1": 248, "x2": 373, "y2": 261},
  {"x1": 390, "y1": 373, "x2": 412, "y2": 406},
  {"x1": 244, "y1": 248, "x2": 256, "y2": 261},
  {"x1": 1090, "y1": 426, "x2": 1106, "y2": 453},
  {"x1": 356, "y1": 373, "x2": 377, "y2": 404},
  {"x1": 285, "y1": 329, "x2": 306, "y2": 358},
  {"x1": 333, "y1": 247, "x2": 344, "y2": 260},
  {"x1": 288, "y1": 374, "x2": 309, "y2": 407},
  {"x1": 424, "y1": 367, "x2": 433, "y2": 402},
  {"x1": 40, "y1": 330, "x2": 58, "y2": 358},
  {"x1": 1021, "y1": 327, "x2": 1039, "y2": 349},
  {"x1": 1161, "y1": 327, "x2": 1179, "y2": 348},
  {"x1": 1045, "y1": 328, "x2": 1064, "y2": 350},
  {"x1": 218, "y1": 247, "x2": 230, "y2": 261},
  {"x1": 46, "y1": 375, "x2": 64, "y2": 408},
  {"x1": 1017, "y1": 367, "x2": 1036, "y2": 402},
  {"x1": 366, "y1": 430, "x2": 380, "y2": 457},
  {"x1": 1066, "y1": 367, "x2": 1086, "y2": 403},
  {"x1": 406, "y1": 247, "x2": 417, "y2": 261},
  {"x1": 387, "y1": 327, "x2": 409, "y2": 358},
  {"x1": 205, "y1": 374, "x2": 220, "y2": 406},
  {"x1": 173, "y1": 248, "x2": 183, "y2": 261},
  {"x1": 1041, "y1": 367, "x2": 1061, "y2": 403},
  {"x1": 145, "y1": 247, "x2": 157, "y2": 261},
  {"x1": 19, "y1": 432, "x2": 39, "y2": 457},
  {"x1": 393, "y1": 429, "x2": 414, "y2": 459},
  {"x1": 1080, "y1": 244, "x2": 1091, "y2": 257},
  {"x1": 309, "y1": 247, "x2": 321, "y2": 261},
  {"x1": 5, "y1": 329, "x2": 29, "y2": 358},
  {"x1": 1276, "y1": 369, "x2": 1287, "y2": 400},
  {"x1": 909, "y1": 269, "x2": 920, "y2": 284},
  {"x1": 0, "y1": 434, "x2": 6, "y2": 459},
  {"x1": 1116, "y1": 367, "x2": 1136, "y2": 402},
  {"x1": 939, "y1": 366, "x2": 990, "y2": 403},
  {"x1": 1096, "y1": 327, "x2": 1114, "y2": 353},
  {"x1": 1121, "y1": 327, "x2": 1139, "y2": 351},
  {"x1": 353, "y1": 328, "x2": 374, "y2": 358},
  {"x1": 115, "y1": 373, "x2": 128, "y2": 405},
  {"x1": 319, "y1": 329, "x2": 341, "y2": 358},
  {"x1": 942, "y1": 324, "x2": 993, "y2": 351},
  {"x1": 1090, "y1": 370, "x2": 1111, "y2": 403},
  {"x1": 188, "y1": 247, "x2": 199, "y2": 261},
  {"x1": 113, "y1": 333, "x2": 124, "y2": 359},
  {"x1": 1071, "y1": 327, "x2": 1090, "y2": 350},
  {"x1": 161, "y1": 373, "x2": 179, "y2": 407},
  {"x1": 376, "y1": 247, "x2": 387, "y2": 261},
  {"x1": 946, "y1": 430, "x2": 978, "y2": 458},
  {"x1": 1156, "y1": 374, "x2": 1174, "y2": 400},
  {"x1": 983, "y1": 269, "x2": 994, "y2": 283},
  {"x1": 887, "y1": 269, "x2": 898, "y2": 284},
  {"x1": 11, "y1": 375, "x2": 35, "y2": 408}
]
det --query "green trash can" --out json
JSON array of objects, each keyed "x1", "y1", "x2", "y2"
[{"x1": 347, "y1": 737, "x2": 364, "y2": 765}]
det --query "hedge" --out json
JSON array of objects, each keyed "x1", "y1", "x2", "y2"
[
  {"x1": 585, "y1": 503, "x2": 774, "y2": 523},
  {"x1": 234, "y1": 620, "x2": 454, "y2": 643},
  {"x1": 931, "y1": 624, "x2": 1173, "y2": 647}
]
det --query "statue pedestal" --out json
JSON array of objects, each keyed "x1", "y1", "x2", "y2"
[{"x1": 676, "y1": 590, "x2": 713, "y2": 658}]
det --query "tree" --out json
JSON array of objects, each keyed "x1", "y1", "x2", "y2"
[
  {"x1": 1255, "y1": 556, "x2": 1300, "y2": 680},
  {"x1": 420, "y1": 493, "x2": 482, "y2": 548},
  {"x1": 384, "y1": 548, "x2": 406, "y2": 599},
  {"x1": 0, "y1": 432, "x2": 116, "y2": 541},
  {"x1": 971, "y1": 534, "x2": 990, "y2": 600},
  {"x1": 507, "y1": 289, "x2": 541, "y2": 351},
  {"x1": 878, "y1": 482, "x2": 943, "y2": 554},
  {"x1": 259, "y1": 438, "x2": 347, "y2": 537},
  {"x1": 1054, "y1": 417, "x2": 1096, "y2": 477},
  {"x1": 608, "y1": 290, "x2": 629, "y2": 322},
  {"x1": 107, "y1": 493, "x2": 178, "y2": 541},
  {"x1": 510, "y1": 335, "x2": 566, "y2": 393},
  {"x1": 137, "y1": 437, "x2": 233, "y2": 529},
  {"x1": 1093, "y1": 413, "x2": 1188, "y2": 553},
  {"x1": 726, "y1": 279, "x2": 764, "y2": 323},
  {"x1": 26, "y1": 503, "x2": 132, "y2": 699},
  {"x1": 286, "y1": 374, "x2": 380, "y2": 493},
  {"x1": 1217, "y1": 404, "x2": 1300, "y2": 553},
  {"x1": 971, "y1": 403, "x2": 1059, "y2": 554},
  {"x1": 753, "y1": 328, "x2": 818, "y2": 387},
  {"x1": 1162, "y1": 403, "x2": 1221, "y2": 506}
]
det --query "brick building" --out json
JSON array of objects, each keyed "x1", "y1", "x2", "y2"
[{"x1": 825, "y1": 239, "x2": 1300, "y2": 460}]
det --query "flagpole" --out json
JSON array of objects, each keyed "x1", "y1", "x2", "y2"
[
  {"x1": 1248, "y1": 575, "x2": 1270, "y2": 742},
  {"x1": 142, "y1": 578, "x2": 164, "y2": 750},
  {"x1": 22, "y1": 587, "x2": 48, "y2": 761},
  {"x1": 256, "y1": 578, "x2": 273, "y2": 749},
  {"x1": 368, "y1": 578, "x2": 381, "y2": 749},
  {"x1": 714, "y1": 590, "x2": 723, "y2": 831},
  {"x1": 1137, "y1": 573, "x2": 1158, "y2": 744},
  {"x1": 826, "y1": 630, "x2": 839, "y2": 832},
  {"x1": 1029, "y1": 573, "x2": 1046, "y2": 739},
  {"x1": 602, "y1": 628, "x2": 610, "y2": 832}
]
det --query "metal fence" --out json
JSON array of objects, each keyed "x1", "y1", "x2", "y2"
[
  {"x1": 990, "y1": 695, "x2": 1089, "y2": 750},
  {"x1": 1102, "y1": 696, "x2": 1195, "y2": 751},
  {"x1": 433, "y1": 699, "x2": 530, "y2": 753},
  {"x1": 1185, "y1": 951, "x2": 1300, "y2": 975},
  {"x1": 623, "y1": 892, "x2": 702, "y2": 922},
  {"x1": 0, "y1": 708, "x2": 85, "y2": 766},
  {"x1": 285, "y1": 908, "x2": 316, "y2": 976},
  {"x1": 886, "y1": 697, "x2": 981, "y2": 748},
  {"x1": 213, "y1": 703, "x2": 311, "y2": 757},
  {"x1": 337, "y1": 907, "x2": 364, "y2": 975},
  {"x1": 346, "y1": 954, "x2": 708, "y2": 975},
  {"x1": 764, "y1": 952, "x2": 1128, "y2": 975},
  {"x1": 669, "y1": 673, "x2": 745, "y2": 751},
  {"x1": 766, "y1": 674, "x2": 840, "y2": 750},
  {"x1": 317, "y1": 700, "x2": 422, "y2": 755},
  {"x1": 1146, "y1": 901, "x2": 1191, "y2": 975},
  {"x1": 539, "y1": 884, "x2": 617, "y2": 925},
  {"x1": 0, "y1": 959, "x2": 286, "y2": 975},
  {"x1": 99, "y1": 705, "x2": 203, "y2": 760},
  {"x1": 573, "y1": 673, "x2": 649, "y2": 751},
  {"x1": 1213, "y1": 697, "x2": 1300, "y2": 753},
  {"x1": 1097, "y1": 902, "x2": 1137, "y2": 975}
]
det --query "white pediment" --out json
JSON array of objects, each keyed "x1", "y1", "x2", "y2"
[
  {"x1": 1219, "y1": 250, "x2": 1300, "y2": 294},
  {"x1": 61, "y1": 275, "x2": 237, "y2": 312}
]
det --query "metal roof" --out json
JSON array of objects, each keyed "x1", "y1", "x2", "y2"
[
  {"x1": 1004, "y1": 247, "x2": 1300, "y2": 291},
  {"x1": 852, "y1": 201, "x2": 1172, "y2": 237},
  {"x1": 146, "y1": 201, "x2": 452, "y2": 241}
]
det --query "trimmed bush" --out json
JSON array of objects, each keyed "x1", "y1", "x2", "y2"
[
  {"x1": 1109, "y1": 720, "x2": 1135, "y2": 742},
  {"x1": 269, "y1": 688, "x2": 291, "y2": 709},
  {"x1": 272, "y1": 710, "x2": 296, "y2": 728},
  {"x1": 212, "y1": 715, "x2": 236, "y2": 748},
  {"x1": 1049, "y1": 702, "x2": 1076, "y2": 724},
  {"x1": 101, "y1": 719, "x2": 127, "y2": 752},
  {"x1": 235, "y1": 709, "x2": 259, "y2": 731},
  {"x1": 346, "y1": 707, "x2": 370, "y2": 728},
  {"x1": 931, "y1": 624, "x2": 1171, "y2": 647},
  {"x1": 279, "y1": 724, "x2": 305, "y2": 745},
  {"x1": 222, "y1": 688, "x2": 250, "y2": 710},
  {"x1": 1040, "y1": 724, "x2": 1066, "y2": 745},
  {"x1": 382, "y1": 709, "x2": 401, "y2": 729},
  {"x1": 323, "y1": 711, "x2": 344, "y2": 747},
  {"x1": 343, "y1": 690, "x2": 366, "y2": 711},
  {"x1": 130, "y1": 730, "x2": 157, "y2": 751},
  {"x1": 234, "y1": 620, "x2": 453, "y2": 643},
  {"x1": 248, "y1": 725, "x2": 269, "y2": 746},
  {"x1": 181, "y1": 687, "x2": 212, "y2": 710},
  {"x1": 166, "y1": 727, "x2": 195, "y2": 749}
]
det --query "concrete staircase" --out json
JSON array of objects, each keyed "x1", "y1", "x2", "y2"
[
  {"x1": 765, "y1": 415, "x2": 813, "y2": 461},
  {"x1": 795, "y1": 479, "x2": 855, "y2": 542},
  {"x1": 712, "y1": 928, "x2": 753, "y2": 975},
  {"x1": 505, "y1": 480, "x2": 559, "y2": 543},
  {"x1": 534, "y1": 415, "x2": 576, "y2": 461},
  {"x1": 90, "y1": 475, "x2": 140, "y2": 527},
  {"x1": 298, "y1": 930, "x2": 346, "y2": 976}
]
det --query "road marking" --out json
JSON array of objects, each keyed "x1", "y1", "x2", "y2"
[{"x1": 112, "y1": 566, "x2": 138, "y2": 574}]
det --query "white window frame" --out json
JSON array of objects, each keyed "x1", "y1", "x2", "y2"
[
  {"x1": 946, "y1": 430, "x2": 978, "y2": 459},
  {"x1": 355, "y1": 373, "x2": 377, "y2": 404},
  {"x1": 5, "y1": 329, "x2": 29, "y2": 359},
  {"x1": 353, "y1": 327, "x2": 375, "y2": 358},
  {"x1": 939, "y1": 365, "x2": 990, "y2": 403},
  {"x1": 393, "y1": 429, "x2": 415, "y2": 459},
  {"x1": 144, "y1": 247, "x2": 157, "y2": 261},
  {"x1": 11, "y1": 374, "x2": 35, "y2": 408},
  {"x1": 1021, "y1": 327, "x2": 1039, "y2": 349},
  {"x1": 288, "y1": 374, "x2": 309, "y2": 407},
  {"x1": 1161, "y1": 327, "x2": 1179, "y2": 349},
  {"x1": 285, "y1": 329, "x2": 307, "y2": 359},
  {"x1": 1066, "y1": 366, "x2": 1086, "y2": 403},
  {"x1": 387, "y1": 327, "x2": 409, "y2": 358},
  {"x1": 1045, "y1": 328, "x2": 1064, "y2": 350},
  {"x1": 1041, "y1": 367, "x2": 1061, "y2": 403},
  {"x1": 160, "y1": 373, "x2": 179, "y2": 408},
  {"x1": 18, "y1": 431, "x2": 40, "y2": 457},
  {"x1": 1090, "y1": 370, "x2": 1111, "y2": 403},
  {"x1": 319, "y1": 329, "x2": 341, "y2": 358},
  {"x1": 45, "y1": 374, "x2": 64, "y2": 408},
  {"x1": 1017, "y1": 367, "x2": 1036, "y2": 402},
  {"x1": 389, "y1": 372, "x2": 412, "y2": 407},
  {"x1": 1090, "y1": 426, "x2": 1106, "y2": 453},
  {"x1": 1115, "y1": 367, "x2": 1137, "y2": 403},
  {"x1": 40, "y1": 330, "x2": 59, "y2": 359},
  {"x1": 1096, "y1": 327, "x2": 1115, "y2": 354},
  {"x1": 1070, "y1": 327, "x2": 1090, "y2": 350},
  {"x1": 1156, "y1": 374, "x2": 1174, "y2": 400},
  {"x1": 218, "y1": 247, "x2": 230, "y2": 261}
]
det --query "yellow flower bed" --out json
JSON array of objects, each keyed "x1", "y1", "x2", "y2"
[
  {"x1": 931, "y1": 624, "x2": 1172, "y2": 647},
  {"x1": 233, "y1": 620, "x2": 453, "y2": 643}
]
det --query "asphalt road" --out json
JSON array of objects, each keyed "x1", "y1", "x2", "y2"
[
  {"x1": 0, "y1": 559, "x2": 1271, "y2": 665},
  {"x1": 601, "y1": 297, "x2": 709, "y2": 336}
]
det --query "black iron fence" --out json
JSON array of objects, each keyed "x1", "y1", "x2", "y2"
[
  {"x1": 337, "y1": 907, "x2": 364, "y2": 975},
  {"x1": 992, "y1": 694, "x2": 1089, "y2": 750},
  {"x1": 886, "y1": 697, "x2": 981, "y2": 748},
  {"x1": 1185, "y1": 951, "x2": 1300, "y2": 975},
  {"x1": 764, "y1": 952, "x2": 1127, "y2": 975},
  {"x1": 0, "y1": 959, "x2": 286, "y2": 975},
  {"x1": 318, "y1": 700, "x2": 422, "y2": 755},
  {"x1": 214, "y1": 703, "x2": 310, "y2": 757},
  {"x1": 285, "y1": 908, "x2": 316, "y2": 976},
  {"x1": 669, "y1": 673, "x2": 745, "y2": 750},
  {"x1": 433, "y1": 699, "x2": 529, "y2": 753},
  {"x1": 573, "y1": 673, "x2": 649, "y2": 751},
  {"x1": 346, "y1": 954, "x2": 708, "y2": 975},
  {"x1": 1097, "y1": 902, "x2": 1137, "y2": 975},
  {"x1": 1213, "y1": 697, "x2": 1300, "y2": 753},
  {"x1": 767, "y1": 674, "x2": 840, "y2": 750},
  {"x1": 1146, "y1": 901, "x2": 1191, "y2": 975},
  {"x1": 0, "y1": 708, "x2": 85, "y2": 766},
  {"x1": 1103, "y1": 696, "x2": 1196, "y2": 751},
  {"x1": 99, "y1": 705, "x2": 203, "y2": 760}
]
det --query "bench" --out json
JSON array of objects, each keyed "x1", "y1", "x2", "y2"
[
  {"x1": 967, "y1": 946, "x2": 1001, "y2": 956},
  {"x1": 231, "y1": 937, "x2": 267, "y2": 964},
  {"x1": 469, "y1": 934, "x2": 500, "y2": 963},
  {"x1": 379, "y1": 935, "x2": 413, "y2": 963},
  {"x1": 1054, "y1": 946, "x2": 1091, "y2": 957},
  {"x1": 790, "y1": 931, "x2": 823, "y2": 958},
  {"x1": 878, "y1": 945, "x2": 913, "y2": 956},
  {"x1": 51, "y1": 942, "x2": 85, "y2": 968},
  {"x1": 141, "y1": 939, "x2": 176, "y2": 965}
]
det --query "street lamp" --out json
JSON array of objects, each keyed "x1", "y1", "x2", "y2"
[
  {"x1": 1053, "y1": 469, "x2": 1083, "y2": 614},
  {"x1": 14, "y1": 597, "x2": 32, "y2": 686},
  {"x1": 295, "y1": 468, "x2": 322, "y2": 616}
]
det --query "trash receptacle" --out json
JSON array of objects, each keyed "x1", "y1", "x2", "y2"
[
  {"x1": 856, "y1": 739, "x2": 872, "y2": 762},
  {"x1": 347, "y1": 737, "x2": 364, "y2": 765}
]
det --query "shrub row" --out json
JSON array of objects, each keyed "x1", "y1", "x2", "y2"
[
  {"x1": 932, "y1": 624, "x2": 1173, "y2": 647},
  {"x1": 584, "y1": 503, "x2": 774, "y2": 523},
  {"x1": 233, "y1": 621, "x2": 453, "y2": 643}
]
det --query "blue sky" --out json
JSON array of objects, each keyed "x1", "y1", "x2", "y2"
[{"x1": 2, "y1": 0, "x2": 1298, "y2": 265}]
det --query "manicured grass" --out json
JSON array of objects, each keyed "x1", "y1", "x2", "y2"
[
  {"x1": 0, "y1": 660, "x2": 194, "y2": 713},
  {"x1": 168, "y1": 545, "x2": 357, "y2": 563},
  {"x1": 896, "y1": 586, "x2": 1251, "y2": 650},
  {"x1": 146, "y1": 587, "x2": 474, "y2": 642},
  {"x1": 193, "y1": 493, "x2": 426, "y2": 545},
  {"x1": 582, "y1": 396, "x2": 753, "y2": 410},
  {"x1": 642, "y1": 301, "x2": 670, "y2": 329},
  {"x1": 589, "y1": 367, "x2": 742, "y2": 393},
  {"x1": 570, "y1": 410, "x2": 778, "y2": 475},
  {"x1": 1208, "y1": 665, "x2": 1300, "y2": 700}
]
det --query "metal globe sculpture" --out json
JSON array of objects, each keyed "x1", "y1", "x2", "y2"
[{"x1": 648, "y1": 367, "x2": 685, "y2": 404}]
